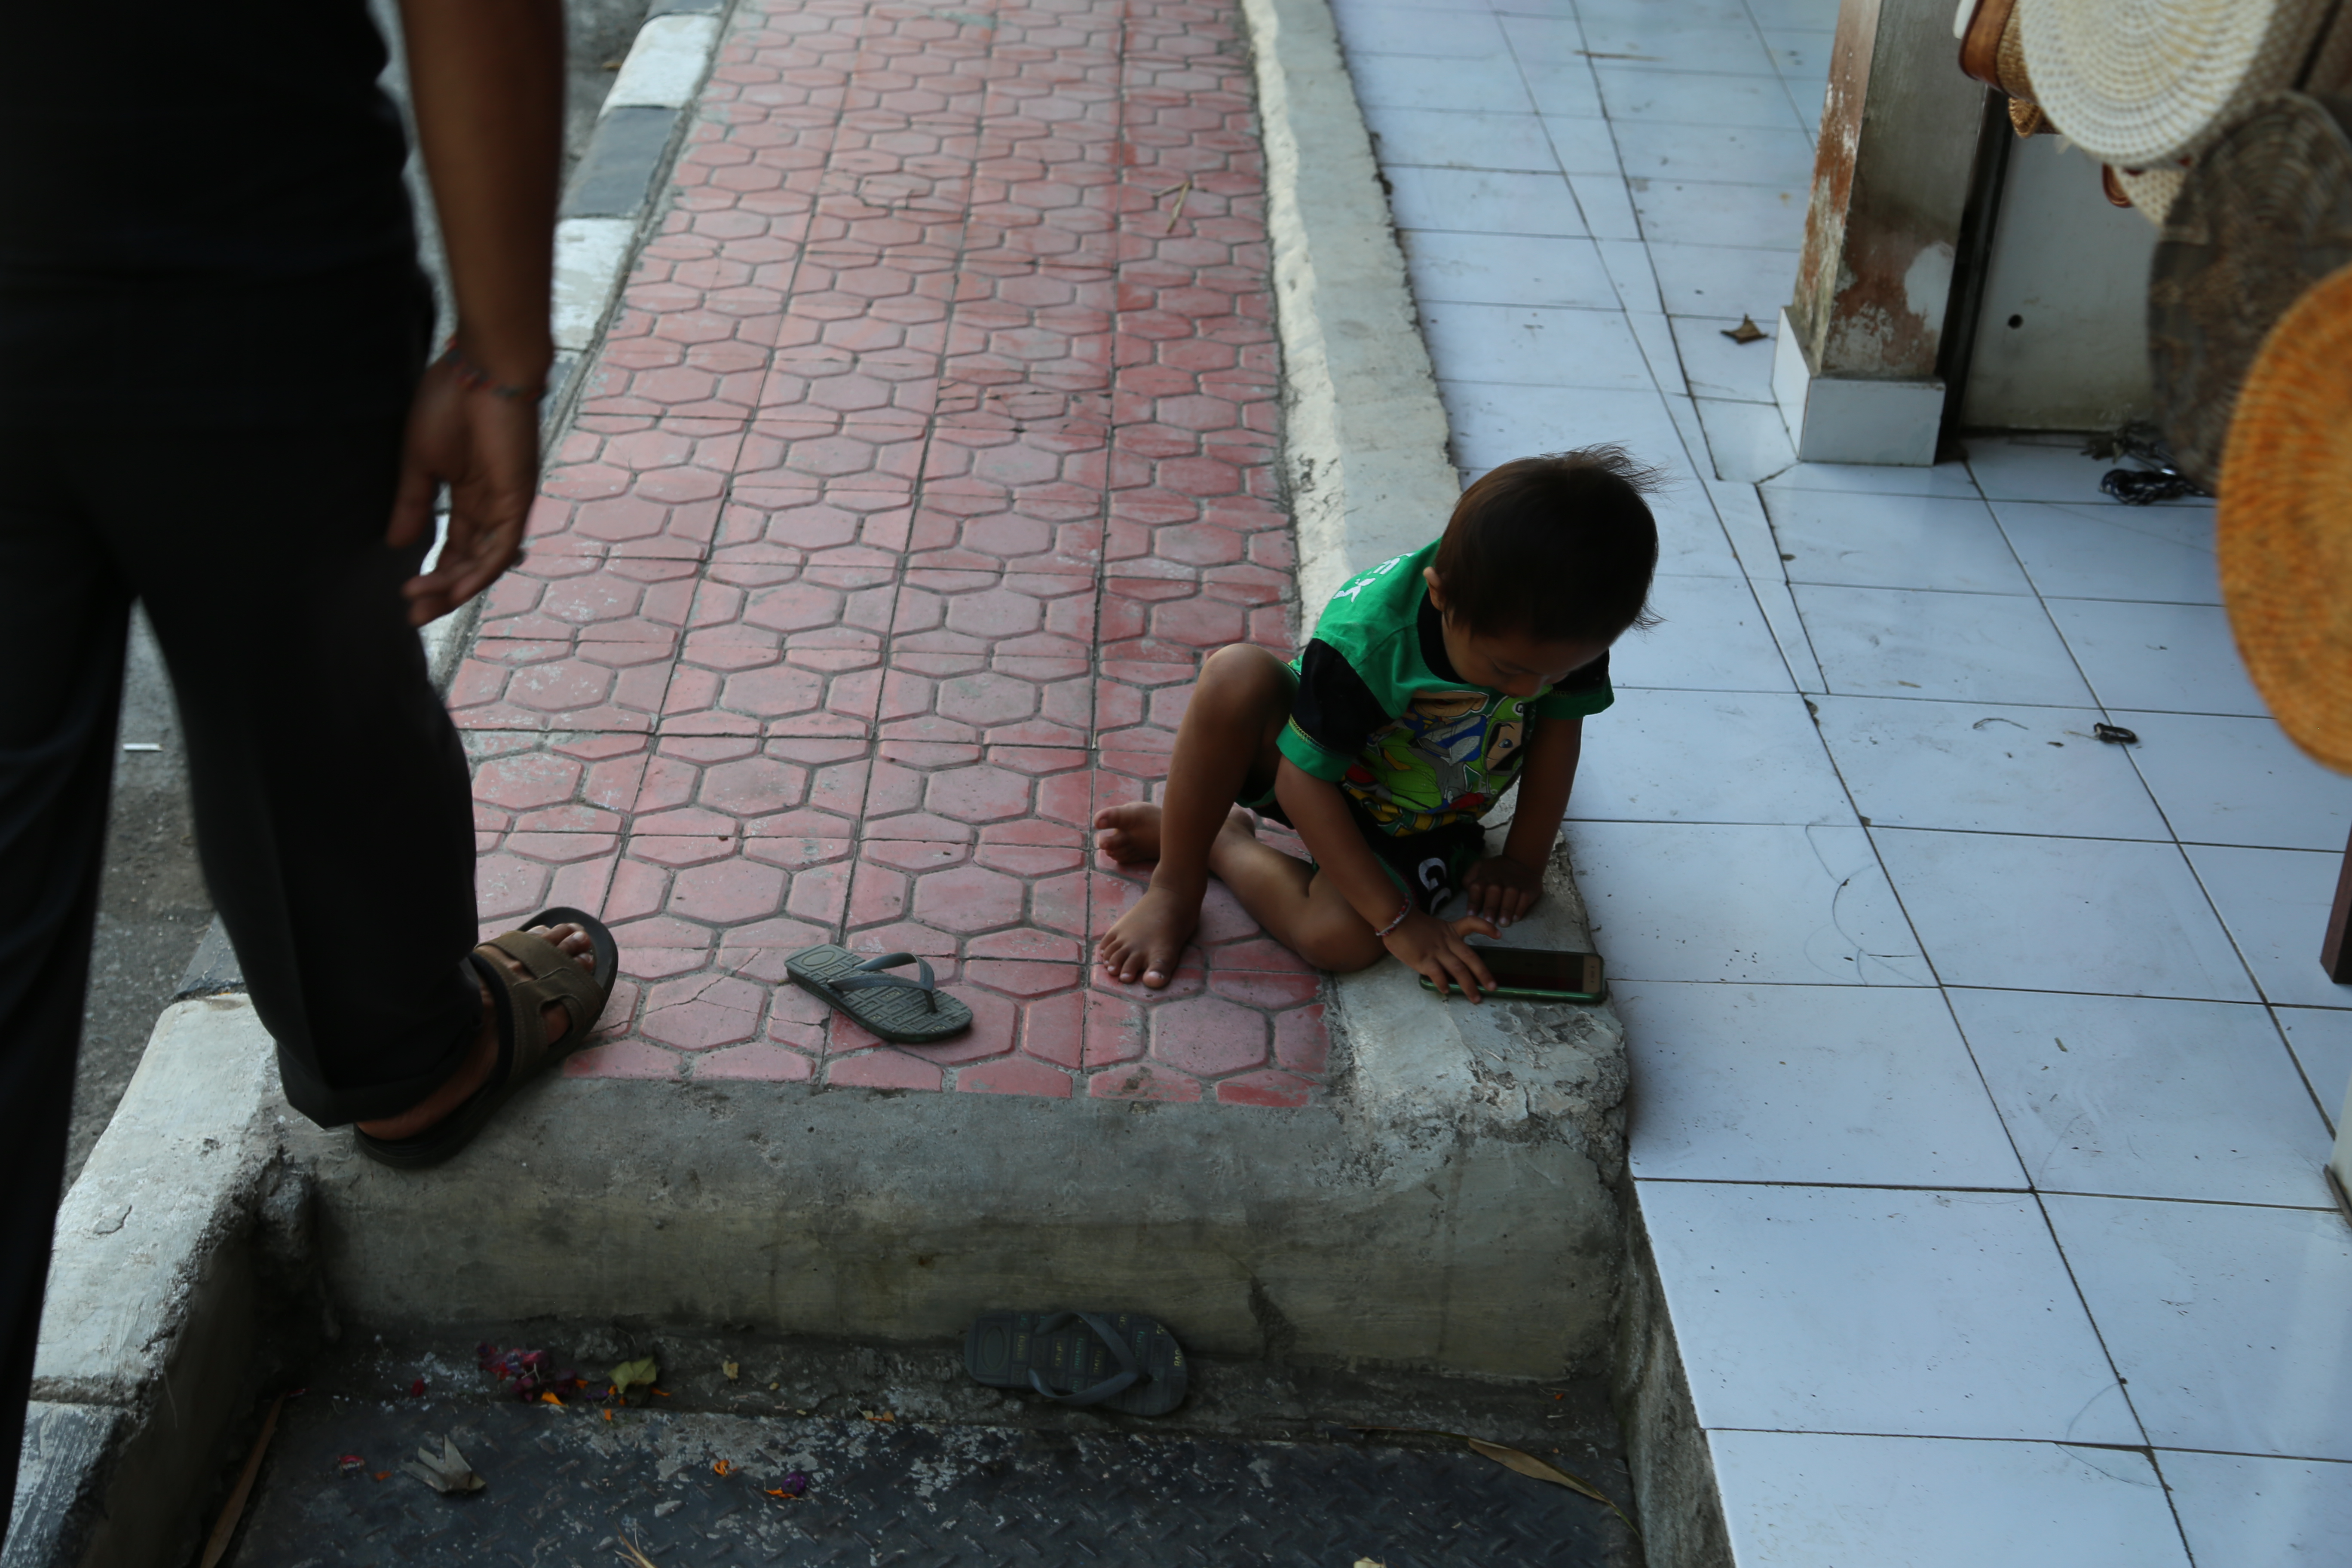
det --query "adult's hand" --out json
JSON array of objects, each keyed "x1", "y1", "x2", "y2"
[
  {"x1": 389, "y1": 0, "x2": 561, "y2": 625},
  {"x1": 386, "y1": 355, "x2": 541, "y2": 627}
]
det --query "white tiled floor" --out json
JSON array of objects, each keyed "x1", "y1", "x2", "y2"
[
  {"x1": 1810, "y1": 695, "x2": 2174, "y2": 839},
  {"x1": 1710, "y1": 1432, "x2": 2191, "y2": 1568},
  {"x1": 1642, "y1": 1182, "x2": 2141, "y2": 1442},
  {"x1": 1332, "y1": 0, "x2": 2352, "y2": 1559},
  {"x1": 2160, "y1": 1451, "x2": 2352, "y2": 1565},
  {"x1": 1617, "y1": 982, "x2": 2023, "y2": 1186},
  {"x1": 1795, "y1": 582, "x2": 2096, "y2": 704},
  {"x1": 1949, "y1": 990, "x2": 2335, "y2": 1205}
]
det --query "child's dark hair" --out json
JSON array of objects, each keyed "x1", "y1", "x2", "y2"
[{"x1": 1433, "y1": 447, "x2": 1664, "y2": 643}]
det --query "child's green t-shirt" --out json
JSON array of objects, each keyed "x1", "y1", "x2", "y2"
[{"x1": 1276, "y1": 542, "x2": 1614, "y2": 836}]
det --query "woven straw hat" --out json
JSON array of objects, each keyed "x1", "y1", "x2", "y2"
[
  {"x1": 2113, "y1": 163, "x2": 2187, "y2": 224},
  {"x1": 1958, "y1": 0, "x2": 2036, "y2": 98},
  {"x1": 2217, "y1": 258, "x2": 2352, "y2": 773},
  {"x1": 2150, "y1": 92, "x2": 2352, "y2": 490},
  {"x1": 2019, "y1": 0, "x2": 2334, "y2": 166}
]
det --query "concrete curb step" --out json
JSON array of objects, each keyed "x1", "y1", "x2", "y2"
[
  {"x1": 551, "y1": 0, "x2": 728, "y2": 385},
  {"x1": 9, "y1": 2, "x2": 1651, "y2": 1561}
]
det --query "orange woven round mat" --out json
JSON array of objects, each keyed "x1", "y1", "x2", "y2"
[{"x1": 2218, "y1": 257, "x2": 2352, "y2": 773}]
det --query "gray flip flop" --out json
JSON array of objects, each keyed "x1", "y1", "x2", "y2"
[
  {"x1": 963, "y1": 1310, "x2": 1189, "y2": 1417},
  {"x1": 784, "y1": 944, "x2": 974, "y2": 1044}
]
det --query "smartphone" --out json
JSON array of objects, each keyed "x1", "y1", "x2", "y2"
[{"x1": 1418, "y1": 946, "x2": 1605, "y2": 1003}]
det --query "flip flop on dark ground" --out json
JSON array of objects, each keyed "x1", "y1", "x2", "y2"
[
  {"x1": 355, "y1": 906, "x2": 619, "y2": 1171},
  {"x1": 965, "y1": 1310, "x2": 1190, "y2": 1417},
  {"x1": 785, "y1": 945, "x2": 974, "y2": 1045}
]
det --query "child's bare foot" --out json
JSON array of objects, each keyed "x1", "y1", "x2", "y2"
[
  {"x1": 1096, "y1": 810, "x2": 1259, "y2": 987},
  {"x1": 1097, "y1": 885, "x2": 1196, "y2": 988},
  {"x1": 1093, "y1": 801, "x2": 1164, "y2": 864}
]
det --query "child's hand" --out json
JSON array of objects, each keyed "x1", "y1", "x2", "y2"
[
  {"x1": 1463, "y1": 855, "x2": 1544, "y2": 927},
  {"x1": 1385, "y1": 910, "x2": 1500, "y2": 1002}
]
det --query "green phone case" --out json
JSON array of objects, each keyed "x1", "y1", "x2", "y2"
[{"x1": 1416, "y1": 974, "x2": 1606, "y2": 1004}]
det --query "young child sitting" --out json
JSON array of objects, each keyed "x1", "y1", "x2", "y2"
[{"x1": 1093, "y1": 448, "x2": 1661, "y2": 1001}]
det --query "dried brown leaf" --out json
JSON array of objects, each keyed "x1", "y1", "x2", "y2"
[{"x1": 1464, "y1": 1438, "x2": 1638, "y2": 1536}]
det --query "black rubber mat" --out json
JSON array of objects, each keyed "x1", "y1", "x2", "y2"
[{"x1": 229, "y1": 1395, "x2": 1635, "y2": 1567}]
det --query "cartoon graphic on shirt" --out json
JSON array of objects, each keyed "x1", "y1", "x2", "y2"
[
  {"x1": 1326, "y1": 553, "x2": 1408, "y2": 607},
  {"x1": 1341, "y1": 688, "x2": 1533, "y2": 832}
]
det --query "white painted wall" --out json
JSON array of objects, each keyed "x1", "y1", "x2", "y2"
[{"x1": 1960, "y1": 137, "x2": 2159, "y2": 432}]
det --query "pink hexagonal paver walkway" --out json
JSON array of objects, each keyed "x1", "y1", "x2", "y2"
[{"x1": 454, "y1": 0, "x2": 1328, "y2": 1105}]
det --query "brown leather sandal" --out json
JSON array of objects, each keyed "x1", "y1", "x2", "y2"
[{"x1": 355, "y1": 906, "x2": 619, "y2": 1170}]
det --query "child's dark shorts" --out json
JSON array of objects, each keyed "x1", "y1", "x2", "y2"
[{"x1": 1237, "y1": 779, "x2": 1488, "y2": 915}]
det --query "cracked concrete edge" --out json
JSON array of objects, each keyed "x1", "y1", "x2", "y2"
[
  {"x1": 288, "y1": 1060, "x2": 1624, "y2": 1379},
  {"x1": 1239, "y1": 0, "x2": 1633, "y2": 1240},
  {"x1": 15, "y1": 998, "x2": 284, "y2": 1568},
  {"x1": 1611, "y1": 1199, "x2": 1735, "y2": 1568},
  {"x1": 1238, "y1": 0, "x2": 1464, "y2": 629},
  {"x1": 1238, "y1": 0, "x2": 1715, "y2": 1551}
]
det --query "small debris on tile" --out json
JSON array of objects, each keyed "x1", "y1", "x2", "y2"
[
  {"x1": 610, "y1": 1357, "x2": 660, "y2": 1402},
  {"x1": 1721, "y1": 315, "x2": 1768, "y2": 344},
  {"x1": 478, "y1": 1344, "x2": 568, "y2": 1400},
  {"x1": 2093, "y1": 723, "x2": 2138, "y2": 744}
]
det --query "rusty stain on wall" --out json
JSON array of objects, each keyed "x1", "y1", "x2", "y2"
[
  {"x1": 1792, "y1": 0, "x2": 1878, "y2": 361},
  {"x1": 1822, "y1": 229, "x2": 1955, "y2": 376},
  {"x1": 1789, "y1": 0, "x2": 1985, "y2": 384}
]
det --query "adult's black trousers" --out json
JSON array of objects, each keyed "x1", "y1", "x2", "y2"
[{"x1": 0, "y1": 413, "x2": 482, "y2": 1535}]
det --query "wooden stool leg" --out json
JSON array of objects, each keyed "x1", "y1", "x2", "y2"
[{"x1": 2324, "y1": 824, "x2": 2352, "y2": 984}]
